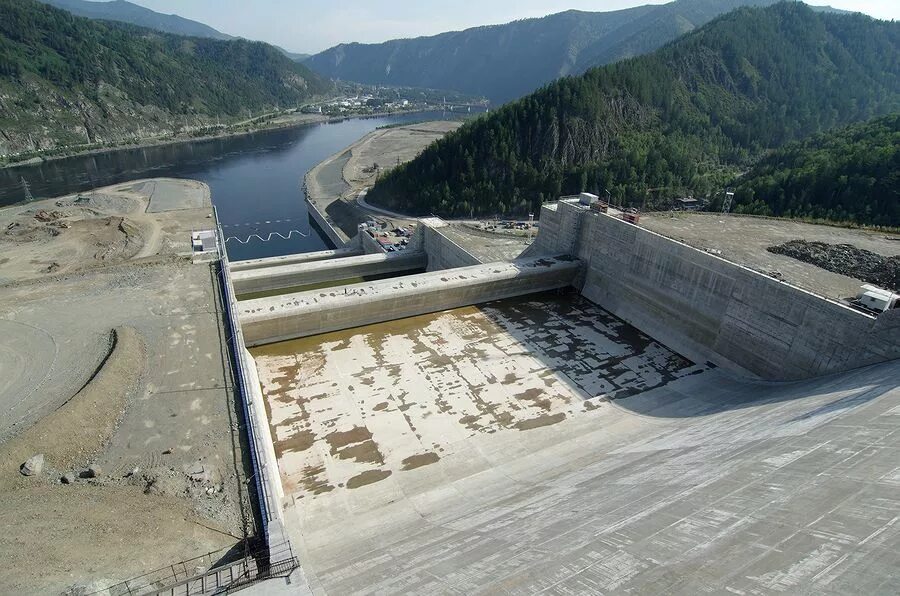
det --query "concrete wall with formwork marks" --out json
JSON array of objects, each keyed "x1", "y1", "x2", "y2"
[
  {"x1": 306, "y1": 196, "x2": 348, "y2": 248},
  {"x1": 229, "y1": 246, "x2": 362, "y2": 272},
  {"x1": 360, "y1": 229, "x2": 387, "y2": 254},
  {"x1": 238, "y1": 256, "x2": 580, "y2": 346},
  {"x1": 419, "y1": 217, "x2": 483, "y2": 271},
  {"x1": 568, "y1": 207, "x2": 900, "y2": 380},
  {"x1": 231, "y1": 250, "x2": 426, "y2": 296}
]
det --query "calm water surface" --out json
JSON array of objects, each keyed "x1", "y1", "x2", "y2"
[{"x1": 0, "y1": 111, "x2": 464, "y2": 260}]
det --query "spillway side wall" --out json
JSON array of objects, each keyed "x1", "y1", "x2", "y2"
[
  {"x1": 575, "y1": 210, "x2": 900, "y2": 380},
  {"x1": 306, "y1": 196, "x2": 348, "y2": 248}
]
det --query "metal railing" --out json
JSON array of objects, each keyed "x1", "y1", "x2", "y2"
[
  {"x1": 214, "y1": 206, "x2": 275, "y2": 531},
  {"x1": 89, "y1": 543, "x2": 247, "y2": 596},
  {"x1": 92, "y1": 540, "x2": 297, "y2": 596},
  {"x1": 86, "y1": 214, "x2": 294, "y2": 596}
]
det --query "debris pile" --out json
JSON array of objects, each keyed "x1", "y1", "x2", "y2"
[{"x1": 768, "y1": 240, "x2": 900, "y2": 291}]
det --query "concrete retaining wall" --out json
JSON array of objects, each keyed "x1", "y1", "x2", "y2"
[
  {"x1": 306, "y1": 196, "x2": 347, "y2": 248},
  {"x1": 575, "y1": 210, "x2": 900, "y2": 380},
  {"x1": 528, "y1": 199, "x2": 586, "y2": 257},
  {"x1": 216, "y1": 233, "x2": 289, "y2": 552},
  {"x1": 360, "y1": 230, "x2": 386, "y2": 254},
  {"x1": 232, "y1": 250, "x2": 427, "y2": 295},
  {"x1": 419, "y1": 218, "x2": 483, "y2": 271},
  {"x1": 239, "y1": 256, "x2": 580, "y2": 346}
]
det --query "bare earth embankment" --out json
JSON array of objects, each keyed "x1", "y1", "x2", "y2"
[
  {"x1": 305, "y1": 122, "x2": 463, "y2": 240},
  {"x1": 0, "y1": 180, "x2": 252, "y2": 594}
]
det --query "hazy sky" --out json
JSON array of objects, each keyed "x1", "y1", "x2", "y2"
[{"x1": 123, "y1": 0, "x2": 900, "y2": 54}]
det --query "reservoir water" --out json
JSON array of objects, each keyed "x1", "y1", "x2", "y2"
[{"x1": 0, "y1": 111, "x2": 466, "y2": 260}]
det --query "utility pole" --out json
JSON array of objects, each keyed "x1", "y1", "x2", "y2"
[{"x1": 527, "y1": 212, "x2": 534, "y2": 244}]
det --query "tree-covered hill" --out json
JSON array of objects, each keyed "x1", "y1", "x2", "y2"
[
  {"x1": 366, "y1": 3, "x2": 900, "y2": 223},
  {"x1": 305, "y1": 0, "x2": 844, "y2": 104},
  {"x1": 733, "y1": 114, "x2": 899, "y2": 226},
  {"x1": 0, "y1": 0, "x2": 331, "y2": 155}
]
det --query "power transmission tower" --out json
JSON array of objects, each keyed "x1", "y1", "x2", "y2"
[{"x1": 722, "y1": 190, "x2": 735, "y2": 214}]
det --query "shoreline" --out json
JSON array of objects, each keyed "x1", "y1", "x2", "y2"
[
  {"x1": 0, "y1": 106, "x2": 441, "y2": 171},
  {"x1": 303, "y1": 121, "x2": 464, "y2": 238}
]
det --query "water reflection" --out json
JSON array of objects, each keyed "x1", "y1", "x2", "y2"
[{"x1": 1, "y1": 111, "x2": 467, "y2": 259}]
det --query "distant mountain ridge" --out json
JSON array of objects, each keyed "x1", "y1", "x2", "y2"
[
  {"x1": 0, "y1": 0, "x2": 331, "y2": 156},
  {"x1": 306, "y1": 0, "x2": 844, "y2": 103},
  {"x1": 38, "y1": 0, "x2": 310, "y2": 62},
  {"x1": 366, "y1": 3, "x2": 900, "y2": 225},
  {"x1": 41, "y1": 0, "x2": 232, "y2": 39}
]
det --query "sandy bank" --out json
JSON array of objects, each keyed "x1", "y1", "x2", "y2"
[{"x1": 304, "y1": 121, "x2": 463, "y2": 240}]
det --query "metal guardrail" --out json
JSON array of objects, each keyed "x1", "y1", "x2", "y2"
[
  {"x1": 213, "y1": 206, "x2": 274, "y2": 531},
  {"x1": 91, "y1": 540, "x2": 298, "y2": 596},
  {"x1": 86, "y1": 215, "x2": 292, "y2": 596},
  {"x1": 93, "y1": 544, "x2": 247, "y2": 596}
]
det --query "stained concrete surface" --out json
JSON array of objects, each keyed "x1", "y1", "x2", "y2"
[
  {"x1": 250, "y1": 292, "x2": 900, "y2": 594},
  {"x1": 252, "y1": 294, "x2": 702, "y2": 499}
]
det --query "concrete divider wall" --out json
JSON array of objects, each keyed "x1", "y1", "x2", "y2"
[
  {"x1": 215, "y1": 224, "x2": 290, "y2": 552},
  {"x1": 420, "y1": 218, "x2": 482, "y2": 271},
  {"x1": 229, "y1": 246, "x2": 362, "y2": 272},
  {"x1": 239, "y1": 256, "x2": 580, "y2": 346},
  {"x1": 360, "y1": 229, "x2": 386, "y2": 254},
  {"x1": 305, "y1": 196, "x2": 347, "y2": 248},
  {"x1": 576, "y1": 211, "x2": 900, "y2": 380},
  {"x1": 232, "y1": 250, "x2": 427, "y2": 295}
]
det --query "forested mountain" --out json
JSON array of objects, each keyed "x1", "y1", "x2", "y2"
[
  {"x1": 305, "y1": 0, "x2": 841, "y2": 103},
  {"x1": 0, "y1": 0, "x2": 331, "y2": 156},
  {"x1": 366, "y1": 3, "x2": 900, "y2": 225},
  {"x1": 40, "y1": 0, "x2": 231, "y2": 40},
  {"x1": 733, "y1": 114, "x2": 899, "y2": 226}
]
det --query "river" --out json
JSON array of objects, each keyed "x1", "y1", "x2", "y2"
[{"x1": 0, "y1": 110, "x2": 469, "y2": 260}]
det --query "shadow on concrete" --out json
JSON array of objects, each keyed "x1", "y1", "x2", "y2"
[{"x1": 612, "y1": 360, "x2": 900, "y2": 420}]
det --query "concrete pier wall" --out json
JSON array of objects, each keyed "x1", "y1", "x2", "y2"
[
  {"x1": 527, "y1": 199, "x2": 585, "y2": 257},
  {"x1": 239, "y1": 256, "x2": 580, "y2": 346},
  {"x1": 419, "y1": 217, "x2": 482, "y2": 271},
  {"x1": 570, "y1": 207, "x2": 900, "y2": 380},
  {"x1": 229, "y1": 247, "x2": 362, "y2": 272},
  {"x1": 232, "y1": 250, "x2": 426, "y2": 296},
  {"x1": 360, "y1": 229, "x2": 386, "y2": 254},
  {"x1": 306, "y1": 196, "x2": 348, "y2": 248}
]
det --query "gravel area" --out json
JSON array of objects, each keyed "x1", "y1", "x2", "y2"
[
  {"x1": 769, "y1": 240, "x2": 900, "y2": 292},
  {"x1": 0, "y1": 179, "x2": 252, "y2": 594},
  {"x1": 640, "y1": 213, "x2": 900, "y2": 300}
]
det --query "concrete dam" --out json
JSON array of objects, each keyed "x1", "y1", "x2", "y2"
[{"x1": 220, "y1": 199, "x2": 900, "y2": 595}]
